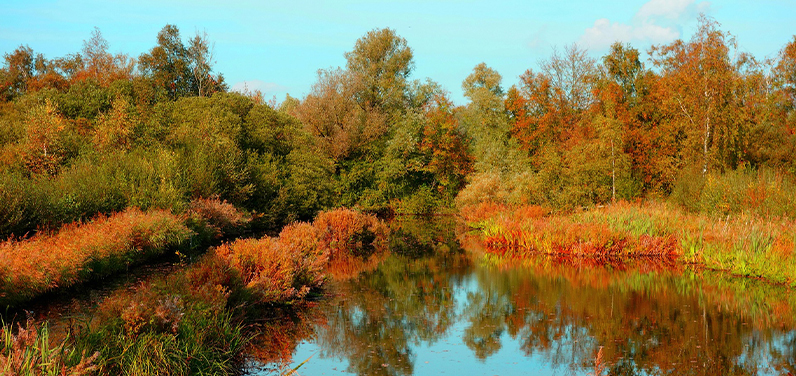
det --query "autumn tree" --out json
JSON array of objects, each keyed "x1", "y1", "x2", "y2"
[
  {"x1": 0, "y1": 46, "x2": 35, "y2": 100},
  {"x1": 455, "y1": 64, "x2": 536, "y2": 207},
  {"x1": 508, "y1": 44, "x2": 598, "y2": 155},
  {"x1": 21, "y1": 99, "x2": 68, "y2": 174},
  {"x1": 78, "y1": 27, "x2": 136, "y2": 86},
  {"x1": 187, "y1": 31, "x2": 221, "y2": 97},
  {"x1": 292, "y1": 68, "x2": 386, "y2": 161},
  {"x1": 751, "y1": 35, "x2": 796, "y2": 170},
  {"x1": 419, "y1": 93, "x2": 472, "y2": 196},
  {"x1": 651, "y1": 15, "x2": 747, "y2": 174}
]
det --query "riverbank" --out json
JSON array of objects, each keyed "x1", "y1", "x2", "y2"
[
  {"x1": 1, "y1": 208, "x2": 388, "y2": 376},
  {"x1": 460, "y1": 201, "x2": 796, "y2": 287},
  {"x1": 0, "y1": 198, "x2": 251, "y2": 307}
]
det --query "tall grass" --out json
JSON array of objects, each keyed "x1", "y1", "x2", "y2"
[
  {"x1": 0, "y1": 198, "x2": 251, "y2": 307},
  {"x1": 1, "y1": 319, "x2": 98, "y2": 376},
  {"x1": 671, "y1": 166, "x2": 796, "y2": 218},
  {"x1": 0, "y1": 208, "x2": 193, "y2": 306},
  {"x1": 463, "y1": 201, "x2": 796, "y2": 286}
]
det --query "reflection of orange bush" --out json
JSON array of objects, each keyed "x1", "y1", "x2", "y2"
[
  {"x1": 0, "y1": 208, "x2": 193, "y2": 305},
  {"x1": 246, "y1": 304, "x2": 325, "y2": 366},
  {"x1": 326, "y1": 251, "x2": 389, "y2": 280}
]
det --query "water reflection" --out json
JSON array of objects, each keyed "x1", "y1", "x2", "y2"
[{"x1": 248, "y1": 217, "x2": 796, "y2": 376}]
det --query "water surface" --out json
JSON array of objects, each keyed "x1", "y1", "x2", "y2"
[{"x1": 248, "y1": 217, "x2": 796, "y2": 376}]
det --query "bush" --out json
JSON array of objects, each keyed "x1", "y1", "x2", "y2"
[
  {"x1": 0, "y1": 208, "x2": 193, "y2": 306},
  {"x1": 671, "y1": 166, "x2": 796, "y2": 218},
  {"x1": 313, "y1": 208, "x2": 389, "y2": 260}
]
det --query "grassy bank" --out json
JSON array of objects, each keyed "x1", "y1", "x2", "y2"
[
  {"x1": 0, "y1": 198, "x2": 250, "y2": 307},
  {"x1": 461, "y1": 201, "x2": 796, "y2": 286},
  {"x1": 1, "y1": 208, "x2": 388, "y2": 376}
]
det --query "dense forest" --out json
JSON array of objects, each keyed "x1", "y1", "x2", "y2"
[
  {"x1": 1, "y1": 15, "x2": 796, "y2": 375},
  {"x1": 1, "y1": 17, "x2": 795, "y2": 241}
]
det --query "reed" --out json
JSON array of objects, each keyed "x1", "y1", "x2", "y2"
[
  {"x1": 1, "y1": 319, "x2": 98, "y2": 376},
  {"x1": 463, "y1": 201, "x2": 796, "y2": 285}
]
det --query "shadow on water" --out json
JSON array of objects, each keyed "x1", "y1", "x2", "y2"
[{"x1": 248, "y1": 216, "x2": 796, "y2": 376}]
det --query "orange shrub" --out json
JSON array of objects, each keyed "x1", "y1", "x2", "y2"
[
  {"x1": 313, "y1": 208, "x2": 388, "y2": 261},
  {"x1": 213, "y1": 228, "x2": 332, "y2": 304},
  {"x1": 458, "y1": 201, "x2": 508, "y2": 225},
  {"x1": 279, "y1": 222, "x2": 328, "y2": 288},
  {"x1": 215, "y1": 237, "x2": 304, "y2": 303},
  {"x1": 0, "y1": 208, "x2": 193, "y2": 305}
]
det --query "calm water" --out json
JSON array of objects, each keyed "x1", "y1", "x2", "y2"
[{"x1": 247, "y1": 217, "x2": 796, "y2": 376}]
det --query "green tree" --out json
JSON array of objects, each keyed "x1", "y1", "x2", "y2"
[
  {"x1": 138, "y1": 25, "x2": 226, "y2": 99},
  {"x1": 1, "y1": 46, "x2": 36, "y2": 100},
  {"x1": 345, "y1": 28, "x2": 413, "y2": 116}
]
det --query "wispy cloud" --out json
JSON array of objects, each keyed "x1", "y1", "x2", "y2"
[{"x1": 578, "y1": 0, "x2": 711, "y2": 51}]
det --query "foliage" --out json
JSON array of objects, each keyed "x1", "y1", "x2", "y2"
[
  {"x1": 1, "y1": 319, "x2": 98, "y2": 376},
  {"x1": 464, "y1": 201, "x2": 796, "y2": 286},
  {"x1": 0, "y1": 208, "x2": 193, "y2": 306}
]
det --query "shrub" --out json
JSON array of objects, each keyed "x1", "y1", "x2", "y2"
[
  {"x1": 0, "y1": 208, "x2": 193, "y2": 306},
  {"x1": 186, "y1": 197, "x2": 252, "y2": 241},
  {"x1": 313, "y1": 208, "x2": 389, "y2": 260}
]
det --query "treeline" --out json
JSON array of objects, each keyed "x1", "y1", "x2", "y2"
[
  {"x1": 459, "y1": 16, "x2": 796, "y2": 211},
  {"x1": 1, "y1": 16, "x2": 795, "y2": 240}
]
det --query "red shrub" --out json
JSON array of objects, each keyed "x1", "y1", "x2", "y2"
[{"x1": 313, "y1": 208, "x2": 388, "y2": 261}]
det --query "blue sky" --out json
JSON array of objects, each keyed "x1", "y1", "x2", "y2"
[{"x1": 1, "y1": 0, "x2": 794, "y2": 104}]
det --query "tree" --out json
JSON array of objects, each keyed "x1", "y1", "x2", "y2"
[
  {"x1": 420, "y1": 93, "x2": 472, "y2": 196},
  {"x1": 1, "y1": 46, "x2": 35, "y2": 99},
  {"x1": 344, "y1": 28, "x2": 413, "y2": 115},
  {"x1": 139, "y1": 25, "x2": 193, "y2": 99},
  {"x1": 508, "y1": 44, "x2": 598, "y2": 155},
  {"x1": 22, "y1": 99, "x2": 67, "y2": 174},
  {"x1": 291, "y1": 68, "x2": 386, "y2": 161},
  {"x1": 651, "y1": 15, "x2": 744, "y2": 173},
  {"x1": 462, "y1": 63, "x2": 506, "y2": 131},
  {"x1": 78, "y1": 27, "x2": 136, "y2": 86},
  {"x1": 539, "y1": 44, "x2": 598, "y2": 114},
  {"x1": 187, "y1": 31, "x2": 225, "y2": 97},
  {"x1": 602, "y1": 42, "x2": 643, "y2": 102}
]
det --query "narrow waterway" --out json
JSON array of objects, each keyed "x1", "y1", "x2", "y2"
[{"x1": 247, "y1": 217, "x2": 796, "y2": 376}]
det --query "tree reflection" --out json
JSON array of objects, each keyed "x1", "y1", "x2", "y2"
[
  {"x1": 250, "y1": 219, "x2": 796, "y2": 376},
  {"x1": 461, "y1": 256, "x2": 796, "y2": 376},
  {"x1": 313, "y1": 216, "x2": 472, "y2": 375}
]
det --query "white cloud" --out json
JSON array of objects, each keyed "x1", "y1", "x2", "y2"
[
  {"x1": 230, "y1": 80, "x2": 288, "y2": 95},
  {"x1": 580, "y1": 19, "x2": 633, "y2": 50},
  {"x1": 578, "y1": 0, "x2": 710, "y2": 51}
]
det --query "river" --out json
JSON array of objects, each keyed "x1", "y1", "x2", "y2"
[{"x1": 246, "y1": 216, "x2": 796, "y2": 376}]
